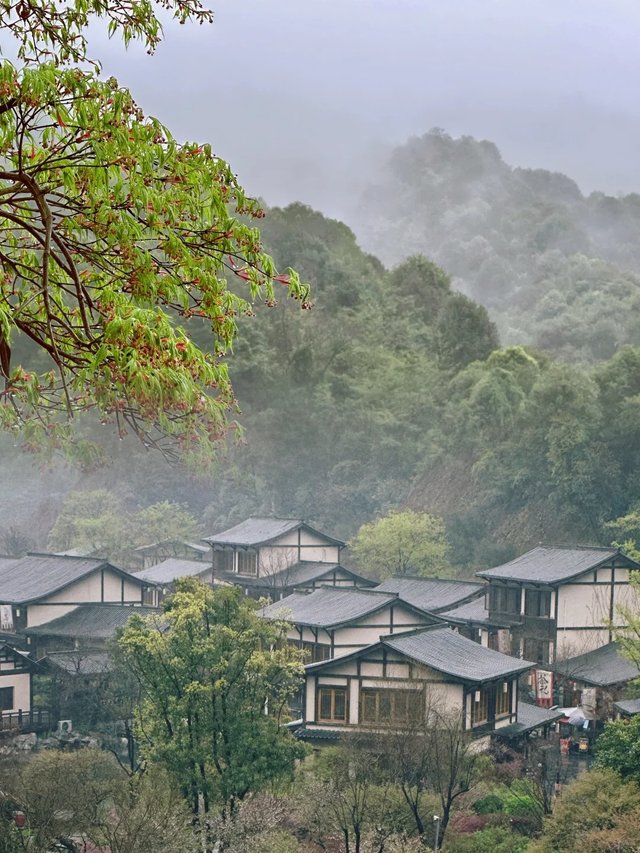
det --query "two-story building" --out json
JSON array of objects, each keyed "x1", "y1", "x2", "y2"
[
  {"x1": 0, "y1": 643, "x2": 48, "y2": 733},
  {"x1": 477, "y1": 546, "x2": 640, "y2": 665},
  {"x1": 296, "y1": 625, "x2": 534, "y2": 744},
  {"x1": 202, "y1": 517, "x2": 374, "y2": 599}
]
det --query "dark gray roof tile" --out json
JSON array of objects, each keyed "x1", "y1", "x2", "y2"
[
  {"x1": 42, "y1": 651, "x2": 111, "y2": 675},
  {"x1": 553, "y1": 642, "x2": 639, "y2": 686},
  {"x1": 25, "y1": 604, "x2": 161, "y2": 639},
  {"x1": 375, "y1": 577, "x2": 485, "y2": 612},
  {"x1": 134, "y1": 558, "x2": 211, "y2": 584},
  {"x1": 202, "y1": 517, "x2": 344, "y2": 547},
  {"x1": 381, "y1": 627, "x2": 534, "y2": 682},
  {"x1": 497, "y1": 701, "x2": 565, "y2": 737},
  {"x1": 0, "y1": 554, "x2": 144, "y2": 604},
  {"x1": 260, "y1": 587, "x2": 404, "y2": 628},
  {"x1": 476, "y1": 546, "x2": 631, "y2": 584},
  {"x1": 614, "y1": 698, "x2": 640, "y2": 716}
]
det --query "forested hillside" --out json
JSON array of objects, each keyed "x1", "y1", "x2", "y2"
[
  {"x1": 5, "y1": 141, "x2": 640, "y2": 569},
  {"x1": 354, "y1": 128, "x2": 640, "y2": 362}
]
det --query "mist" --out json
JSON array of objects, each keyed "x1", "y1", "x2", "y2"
[{"x1": 89, "y1": 0, "x2": 640, "y2": 218}]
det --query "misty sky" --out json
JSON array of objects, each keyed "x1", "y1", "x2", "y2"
[{"x1": 93, "y1": 1, "x2": 640, "y2": 217}]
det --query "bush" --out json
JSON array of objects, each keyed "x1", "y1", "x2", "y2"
[
  {"x1": 473, "y1": 793, "x2": 505, "y2": 814},
  {"x1": 443, "y1": 825, "x2": 530, "y2": 853}
]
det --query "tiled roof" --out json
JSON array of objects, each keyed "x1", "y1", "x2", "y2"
[
  {"x1": 270, "y1": 562, "x2": 375, "y2": 589},
  {"x1": 216, "y1": 562, "x2": 375, "y2": 591},
  {"x1": 553, "y1": 642, "x2": 639, "y2": 686},
  {"x1": 25, "y1": 604, "x2": 161, "y2": 639},
  {"x1": 202, "y1": 517, "x2": 344, "y2": 547},
  {"x1": 614, "y1": 698, "x2": 640, "y2": 717},
  {"x1": 496, "y1": 701, "x2": 565, "y2": 738},
  {"x1": 260, "y1": 587, "x2": 406, "y2": 628},
  {"x1": 0, "y1": 553, "x2": 144, "y2": 604},
  {"x1": 134, "y1": 558, "x2": 211, "y2": 584},
  {"x1": 381, "y1": 627, "x2": 534, "y2": 683},
  {"x1": 293, "y1": 726, "x2": 341, "y2": 742},
  {"x1": 440, "y1": 598, "x2": 491, "y2": 624},
  {"x1": 375, "y1": 577, "x2": 485, "y2": 613},
  {"x1": 476, "y1": 546, "x2": 631, "y2": 584},
  {"x1": 42, "y1": 651, "x2": 111, "y2": 675}
]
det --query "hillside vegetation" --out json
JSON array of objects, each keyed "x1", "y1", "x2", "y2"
[
  {"x1": 4, "y1": 137, "x2": 640, "y2": 569},
  {"x1": 354, "y1": 128, "x2": 640, "y2": 362}
]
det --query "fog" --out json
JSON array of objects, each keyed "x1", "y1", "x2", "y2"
[{"x1": 91, "y1": 0, "x2": 640, "y2": 218}]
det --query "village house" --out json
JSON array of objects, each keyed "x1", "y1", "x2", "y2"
[
  {"x1": 552, "y1": 641, "x2": 639, "y2": 721},
  {"x1": 24, "y1": 603, "x2": 160, "y2": 658},
  {"x1": 0, "y1": 643, "x2": 48, "y2": 733},
  {"x1": 374, "y1": 577, "x2": 513, "y2": 648},
  {"x1": 202, "y1": 517, "x2": 374, "y2": 598},
  {"x1": 260, "y1": 587, "x2": 441, "y2": 662},
  {"x1": 0, "y1": 553, "x2": 154, "y2": 635},
  {"x1": 295, "y1": 625, "x2": 534, "y2": 744},
  {"x1": 476, "y1": 545, "x2": 640, "y2": 665}
]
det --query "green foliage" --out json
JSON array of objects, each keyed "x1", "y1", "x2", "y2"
[
  {"x1": 356, "y1": 129, "x2": 640, "y2": 364},
  {"x1": 349, "y1": 509, "x2": 451, "y2": 579},
  {"x1": 47, "y1": 489, "x2": 199, "y2": 565},
  {"x1": 595, "y1": 715, "x2": 640, "y2": 784},
  {"x1": 0, "y1": 6, "x2": 309, "y2": 467},
  {"x1": 118, "y1": 580, "x2": 307, "y2": 825},
  {"x1": 528, "y1": 768, "x2": 640, "y2": 853},
  {"x1": 443, "y1": 826, "x2": 529, "y2": 853}
]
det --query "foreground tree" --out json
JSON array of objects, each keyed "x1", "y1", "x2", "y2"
[
  {"x1": 349, "y1": 509, "x2": 451, "y2": 579},
  {"x1": 0, "y1": 0, "x2": 309, "y2": 466},
  {"x1": 118, "y1": 579, "x2": 306, "y2": 843}
]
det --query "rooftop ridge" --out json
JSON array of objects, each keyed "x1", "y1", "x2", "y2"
[{"x1": 26, "y1": 551, "x2": 106, "y2": 562}]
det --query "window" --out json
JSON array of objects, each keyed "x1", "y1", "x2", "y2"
[
  {"x1": 495, "y1": 682, "x2": 511, "y2": 717},
  {"x1": 317, "y1": 687, "x2": 348, "y2": 723},
  {"x1": 213, "y1": 550, "x2": 235, "y2": 574},
  {"x1": 301, "y1": 642, "x2": 331, "y2": 663},
  {"x1": 490, "y1": 586, "x2": 521, "y2": 615},
  {"x1": 471, "y1": 687, "x2": 489, "y2": 726},
  {"x1": 359, "y1": 689, "x2": 422, "y2": 725},
  {"x1": 236, "y1": 550, "x2": 258, "y2": 576},
  {"x1": 0, "y1": 687, "x2": 14, "y2": 712},
  {"x1": 524, "y1": 590, "x2": 551, "y2": 618},
  {"x1": 523, "y1": 638, "x2": 550, "y2": 665}
]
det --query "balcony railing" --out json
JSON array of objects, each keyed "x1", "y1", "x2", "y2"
[{"x1": 0, "y1": 709, "x2": 51, "y2": 733}]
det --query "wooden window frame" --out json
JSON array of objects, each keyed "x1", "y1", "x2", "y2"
[
  {"x1": 0, "y1": 686, "x2": 14, "y2": 712},
  {"x1": 236, "y1": 550, "x2": 258, "y2": 577},
  {"x1": 301, "y1": 642, "x2": 331, "y2": 663},
  {"x1": 495, "y1": 681, "x2": 511, "y2": 717},
  {"x1": 471, "y1": 686, "x2": 489, "y2": 727},
  {"x1": 359, "y1": 688, "x2": 422, "y2": 726},
  {"x1": 317, "y1": 686, "x2": 348, "y2": 724}
]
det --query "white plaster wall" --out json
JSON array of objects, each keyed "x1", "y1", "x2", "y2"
[
  {"x1": 556, "y1": 584, "x2": 611, "y2": 630},
  {"x1": 28, "y1": 602, "x2": 79, "y2": 627},
  {"x1": 0, "y1": 673, "x2": 30, "y2": 712},
  {"x1": 556, "y1": 628, "x2": 610, "y2": 658}
]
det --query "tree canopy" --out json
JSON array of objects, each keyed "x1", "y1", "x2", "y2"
[
  {"x1": 349, "y1": 510, "x2": 451, "y2": 579},
  {"x1": 0, "y1": 0, "x2": 309, "y2": 466},
  {"x1": 118, "y1": 579, "x2": 306, "y2": 837}
]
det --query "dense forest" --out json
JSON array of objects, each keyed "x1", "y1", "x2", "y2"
[{"x1": 3, "y1": 132, "x2": 640, "y2": 571}]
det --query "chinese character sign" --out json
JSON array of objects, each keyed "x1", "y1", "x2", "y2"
[{"x1": 535, "y1": 669, "x2": 554, "y2": 707}]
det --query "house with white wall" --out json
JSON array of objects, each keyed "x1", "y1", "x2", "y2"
[
  {"x1": 202, "y1": 517, "x2": 345, "y2": 578},
  {"x1": 260, "y1": 587, "x2": 441, "y2": 662},
  {"x1": 0, "y1": 553, "x2": 152, "y2": 632},
  {"x1": 0, "y1": 643, "x2": 48, "y2": 732},
  {"x1": 296, "y1": 625, "x2": 534, "y2": 743},
  {"x1": 477, "y1": 546, "x2": 640, "y2": 665}
]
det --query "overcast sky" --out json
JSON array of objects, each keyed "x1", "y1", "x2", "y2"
[{"x1": 95, "y1": 0, "x2": 640, "y2": 218}]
